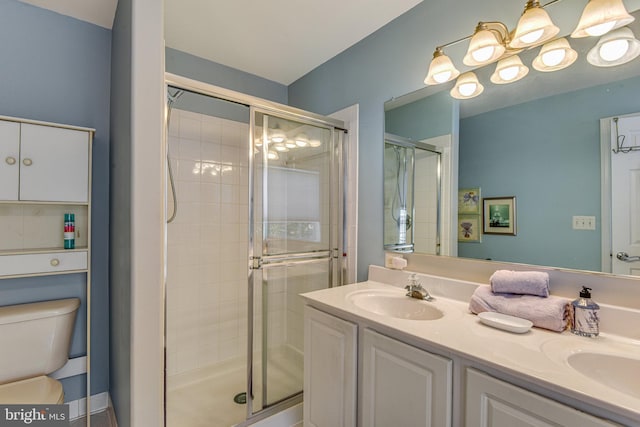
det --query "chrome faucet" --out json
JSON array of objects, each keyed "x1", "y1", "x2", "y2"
[{"x1": 405, "y1": 273, "x2": 434, "y2": 301}]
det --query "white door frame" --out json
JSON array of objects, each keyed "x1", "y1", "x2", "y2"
[{"x1": 600, "y1": 112, "x2": 640, "y2": 273}]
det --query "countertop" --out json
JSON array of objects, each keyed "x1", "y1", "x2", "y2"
[{"x1": 301, "y1": 280, "x2": 640, "y2": 423}]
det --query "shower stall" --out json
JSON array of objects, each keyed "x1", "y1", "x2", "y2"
[
  {"x1": 163, "y1": 75, "x2": 346, "y2": 427},
  {"x1": 384, "y1": 133, "x2": 441, "y2": 255}
]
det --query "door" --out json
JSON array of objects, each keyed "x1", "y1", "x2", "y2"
[
  {"x1": 611, "y1": 114, "x2": 640, "y2": 276},
  {"x1": 20, "y1": 123, "x2": 90, "y2": 202},
  {"x1": 248, "y1": 109, "x2": 343, "y2": 416},
  {"x1": 362, "y1": 328, "x2": 452, "y2": 427},
  {"x1": 465, "y1": 369, "x2": 617, "y2": 427},
  {"x1": 0, "y1": 120, "x2": 20, "y2": 201},
  {"x1": 303, "y1": 306, "x2": 357, "y2": 427}
]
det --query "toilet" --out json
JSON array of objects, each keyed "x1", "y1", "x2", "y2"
[{"x1": 0, "y1": 298, "x2": 80, "y2": 404}]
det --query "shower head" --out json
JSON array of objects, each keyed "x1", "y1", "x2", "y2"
[{"x1": 167, "y1": 88, "x2": 185, "y2": 105}]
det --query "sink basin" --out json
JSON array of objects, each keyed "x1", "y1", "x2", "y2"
[
  {"x1": 347, "y1": 289, "x2": 443, "y2": 320},
  {"x1": 567, "y1": 352, "x2": 640, "y2": 399}
]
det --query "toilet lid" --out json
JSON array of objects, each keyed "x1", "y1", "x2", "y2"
[{"x1": 0, "y1": 376, "x2": 64, "y2": 404}]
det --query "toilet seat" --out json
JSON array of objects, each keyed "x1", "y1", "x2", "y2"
[{"x1": 0, "y1": 376, "x2": 64, "y2": 404}]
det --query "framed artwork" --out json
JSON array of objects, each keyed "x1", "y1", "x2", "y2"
[
  {"x1": 458, "y1": 215, "x2": 481, "y2": 242},
  {"x1": 483, "y1": 196, "x2": 516, "y2": 235},
  {"x1": 458, "y1": 188, "x2": 481, "y2": 215}
]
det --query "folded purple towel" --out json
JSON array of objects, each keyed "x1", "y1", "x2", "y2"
[
  {"x1": 469, "y1": 286, "x2": 569, "y2": 332},
  {"x1": 490, "y1": 270, "x2": 549, "y2": 297}
]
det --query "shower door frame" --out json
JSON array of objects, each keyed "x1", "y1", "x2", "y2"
[{"x1": 164, "y1": 73, "x2": 347, "y2": 426}]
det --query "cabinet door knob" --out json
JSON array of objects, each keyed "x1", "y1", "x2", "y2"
[
  {"x1": 50, "y1": 258, "x2": 60, "y2": 267},
  {"x1": 22, "y1": 158, "x2": 33, "y2": 166},
  {"x1": 5, "y1": 156, "x2": 16, "y2": 165}
]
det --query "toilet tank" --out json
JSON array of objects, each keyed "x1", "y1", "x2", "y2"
[{"x1": 0, "y1": 298, "x2": 80, "y2": 384}]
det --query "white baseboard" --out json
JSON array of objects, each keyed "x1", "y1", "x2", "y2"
[{"x1": 67, "y1": 391, "x2": 110, "y2": 420}]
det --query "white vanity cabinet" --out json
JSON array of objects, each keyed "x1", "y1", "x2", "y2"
[
  {"x1": 465, "y1": 369, "x2": 618, "y2": 427},
  {"x1": 303, "y1": 306, "x2": 453, "y2": 427},
  {"x1": 362, "y1": 328, "x2": 452, "y2": 427},
  {"x1": 0, "y1": 120, "x2": 90, "y2": 203},
  {"x1": 304, "y1": 306, "x2": 357, "y2": 427}
]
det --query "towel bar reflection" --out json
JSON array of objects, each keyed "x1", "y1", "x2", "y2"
[{"x1": 616, "y1": 252, "x2": 640, "y2": 262}]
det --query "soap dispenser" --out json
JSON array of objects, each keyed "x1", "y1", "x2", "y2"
[{"x1": 571, "y1": 286, "x2": 599, "y2": 337}]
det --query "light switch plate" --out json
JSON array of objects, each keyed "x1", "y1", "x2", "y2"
[{"x1": 572, "y1": 215, "x2": 596, "y2": 230}]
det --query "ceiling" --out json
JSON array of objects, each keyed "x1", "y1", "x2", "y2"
[{"x1": 19, "y1": 0, "x2": 423, "y2": 86}]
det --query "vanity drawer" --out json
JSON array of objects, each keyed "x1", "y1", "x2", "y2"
[{"x1": 0, "y1": 251, "x2": 88, "y2": 277}]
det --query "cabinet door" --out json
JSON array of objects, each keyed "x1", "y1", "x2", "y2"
[
  {"x1": 0, "y1": 120, "x2": 20, "y2": 201},
  {"x1": 465, "y1": 369, "x2": 618, "y2": 427},
  {"x1": 304, "y1": 306, "x2": 357, "y2": 427},
  {"x1": 19, "y1": 123, "x2": 89, "y2": 202},
  {"x1": 362, "y1": 328, "x2": 452, "y2": 427}
]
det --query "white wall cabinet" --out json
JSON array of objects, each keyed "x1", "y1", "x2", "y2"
[
  {"x1": 465, "y1": 368, "x2": 618, "y2": 427},
  {"x1": 0, "y1": 120, "x2": 90, "y2": 203},
  {"x1": 304, "y1": 306, "x2": 357, "y2": 427},
  {"x1": 362, "y1": 328, "x2": 452, "y2": 427},
  {"x1": 0, "y1": 115, "x2": 93, "y2": 277}
]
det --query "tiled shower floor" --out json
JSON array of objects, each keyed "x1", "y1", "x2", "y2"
[{"x1": 166, "y1": 350, "x2": 302, "y2": 427}]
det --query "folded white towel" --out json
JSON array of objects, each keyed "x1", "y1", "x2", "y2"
[
  {"x1": 490, "y1": 270, "x2": 549, "y2": 297},
  {"x1": 469, "y1": 286, "x2": 569, "y2": 332}
]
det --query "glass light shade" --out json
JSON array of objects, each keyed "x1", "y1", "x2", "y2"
[
  {"x1": 285, "y1": 140, "x2": 297, "y2": 149},
  {"x1": 532, "y1": 38, "x2": 578, "y2": 72},
  {"x1": 270, "y1": 132, "x2": 285, "y2": 143},
  {"x1": 450, "y1": 72, "x2": 484, "y2": 99},
  {"x1": 295, "y1": 133, "x2": 309, "y2": 147},
  {"x1": 267, "y1": 151, "x2": 279, "y2": 160},
  {"x1": 309, "y1": 139, "x2": 322, "y2": 148},
  {"x1": 463, "y1": 28, "x2": 506, "y2": 66},
  {"x1": 273, "y1": 142, "x2": 289, "y2": 152},
  {"x1": 255, "y1": 137, "x2": 263, "y2": 147},
  {"x1": 571, "y1": 0, "x2": 635, "y2": 38},
  {"x1": 509, "y1": 2, "x2": 560, "y2": 48},
  {"x1": 424, "y1": 48, "x2": 460, "y2": 85},
  {"x1": 490, "y1": 55, "x2": 529, "y2": 84},
  {"x1": 587, "y1": 27, "x2": 640, "y2": 66}
]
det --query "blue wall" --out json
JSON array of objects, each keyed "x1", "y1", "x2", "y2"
[
  {"x1": 0, "y1": 1, "x2": 111, "y2": 401},
  {"x1": 385, "y1": 90, "x2": 457, "y2": 140},
  {"x1": 458, "y1": 75, "x2": 640, "y2": 271},
  {"x1": 287, "y1": 1, "x2": 486, "y2": 280},
  {"x1": 166, "y1": 48, "x2": 288, "y2": 104},
  {"x1": 109, "y1": 0, "x2": 131, "y2": 424}
]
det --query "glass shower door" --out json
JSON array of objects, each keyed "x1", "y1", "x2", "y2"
[{"x1": 248, "y1": 110, "x2": 342, "y2": 416}]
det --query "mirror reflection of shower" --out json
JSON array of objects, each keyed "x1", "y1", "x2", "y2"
[
  {"x1": 384, "y1": 133, "x2": 442, "y2": 254},
  {"x1": 392, "y1": 144, "x2": 412, "y2": 244},
  {"x1": 384, "y1": 137, "x2": 415, "y2": 251}
]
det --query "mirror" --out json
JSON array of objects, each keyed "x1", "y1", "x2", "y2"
[
  {"x1": 384, "y1": 134, "x2": 442, "y2": 254},
  {"x1": 385, "y1": 7, "x2": 640, "y2": 275}
]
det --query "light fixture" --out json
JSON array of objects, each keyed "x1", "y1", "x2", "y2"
[
  {"x1": 424, "y1": 47, "x2": 460, "y2": 85},
  {"x1": 572, "y1": 0, "x2": 635, "y2": 38},
  {"x1": 295, "y1": 133, "x2": 309, "y2": 147},
  {"x1": 269, "y1": 124, "x2": 285, "y2": 143},
  {"x1": 273, "y1": 142, "x2": 289, "y2": 152},
  {"x1": 267, "y1": 151, "x2": 279, "y2": 160},
  {"x1": 509, "y1": 0, "x2": 560, "y2": 49},
  {"x1": 463, "y1": 22, "x2": 507, "y2": 66},
  {"x1": 490, "y1": 55, "x2": 529, "y2": 84},
  {"x1": 285, "y1": 139, "x2": 297, "y2": 149},
  {"x1": 309, "y1": 139, "x2": 322, "y2": 148},
  {"x1": 532, "y1": 38, "x2": 578, "y2": 72},
  {"x1": 587, "y1": 27, "x2": 640, "y2": 66},
  {"x1": 450, "y1": 72, "x2": 484, "y2": 99}
]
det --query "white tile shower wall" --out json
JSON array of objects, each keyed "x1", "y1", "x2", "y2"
[
  {"x1": 166, "y1": 109, "x2": 250, "y2": 376},
  {"x1": 414, "y1": 153, "x2": 438, "y2": 254}
]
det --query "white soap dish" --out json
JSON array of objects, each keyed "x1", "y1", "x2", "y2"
[{"x1": 477, "y1": 312, "x2": 533, "y2": 334}]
